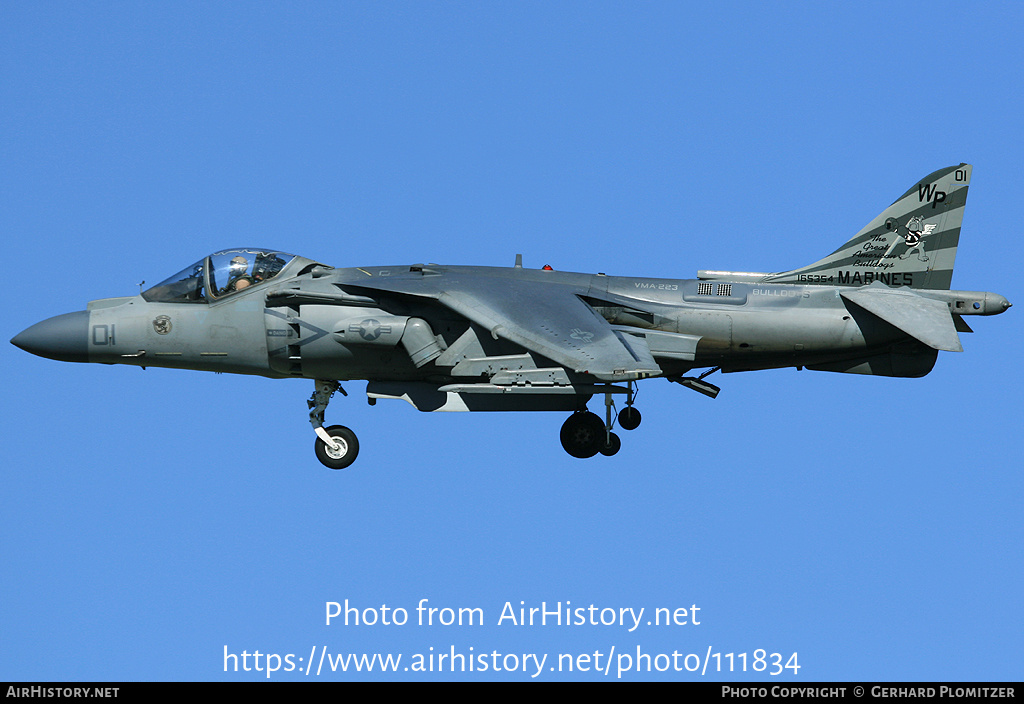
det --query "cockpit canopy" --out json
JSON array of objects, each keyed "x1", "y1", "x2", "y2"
[{"x1": 142, "y1": 248, "x2": 298, "y2": 303}]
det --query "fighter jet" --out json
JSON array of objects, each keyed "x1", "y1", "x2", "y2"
[{"x1": 11, "y1": 164, "x2": 1011, "y2": 468}]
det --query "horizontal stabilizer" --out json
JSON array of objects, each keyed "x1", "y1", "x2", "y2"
[{"x1": 840, "y1": 286, "x2": 962, "y2": 352}]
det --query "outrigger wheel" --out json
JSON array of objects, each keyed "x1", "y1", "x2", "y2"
[
  {"x1": 599, "y1": 431, "x2": 621, "y2": 457},
  {"x1": 617, "y1": 406, "x2": 642, "y2": 431}
]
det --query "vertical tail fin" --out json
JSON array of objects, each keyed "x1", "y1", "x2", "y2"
[{"x1": 766, "y1": 164, "x2": 971, "y2": 290}]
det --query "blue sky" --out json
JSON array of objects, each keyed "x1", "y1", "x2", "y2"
[{"x1": 2, "y1": 1, "x2": 1021, "y2": 681}]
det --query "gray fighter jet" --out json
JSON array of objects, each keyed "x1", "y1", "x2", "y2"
[{"x1": 11, "y1": 164, "x2": 1011, "y2": 468}]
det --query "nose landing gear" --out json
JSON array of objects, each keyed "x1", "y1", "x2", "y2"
[
  {"x1": 314, "y1": 425, "x2": 360, "y2": 469},
  {"x1": 309, "y1": 379, "x2": 359, "y2": 469}
]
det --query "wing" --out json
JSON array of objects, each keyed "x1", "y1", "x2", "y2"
[{"x1": 341, "y1": 269, "x2": 662, "y2": 381}]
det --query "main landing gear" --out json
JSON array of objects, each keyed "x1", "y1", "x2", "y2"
[
  {"x1": 309, "y1": 379, "x2": 359, "y2": 469},
  {"x1": 559, "y1": 383, "x2": 641, "y2": 459}
]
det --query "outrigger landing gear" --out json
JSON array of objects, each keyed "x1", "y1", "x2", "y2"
[
  {"x1": 617, "y1": 381, "x2": 642, "y2": 431},
  {"x1": 308, "y1": 379, "x2": 359, "y2": 469}
]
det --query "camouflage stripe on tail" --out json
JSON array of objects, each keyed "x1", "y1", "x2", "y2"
[{"x1": 766, "y1": 164, "x2": 971, "y2": 290}]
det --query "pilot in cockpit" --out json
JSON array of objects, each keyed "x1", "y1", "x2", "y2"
[{"x1": 225, "y1": 255, "x2": 253, "y2": 293}]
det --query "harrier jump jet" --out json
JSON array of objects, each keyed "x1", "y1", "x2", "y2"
[{"x1": 11, "y1": 164, "x2": 1010, "y2": 468}]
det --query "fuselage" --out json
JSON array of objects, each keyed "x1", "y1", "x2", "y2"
[
  {"x1": 13, "y1": 259, "x2": 1009, "y2": 384},
  {"x1": 12, "y1": 166, "x2": 1013, "y2": 466}
]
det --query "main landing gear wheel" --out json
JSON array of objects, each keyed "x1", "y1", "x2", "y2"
[
  {"x1": 560, "y1": 411, "x2": 606, "y2": 459},
  {"x1": 314, "y1": 424, "x2": 360, "y2": 470}
]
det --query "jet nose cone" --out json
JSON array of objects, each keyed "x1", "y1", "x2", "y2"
[{"x1": 11, "y1": 311, "x2": 90, "y2": 362}]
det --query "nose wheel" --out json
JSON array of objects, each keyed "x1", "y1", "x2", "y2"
[
  {"x1": 308, "y1": 379, "x2": 360, "y2": 469},
  {"x1": 314, "y1": 424, "x2": 360, "y2": 470}
]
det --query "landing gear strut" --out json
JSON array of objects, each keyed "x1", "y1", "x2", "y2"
[{"x1": 309, "y1": 379, "x2": 359, "y2": 469}]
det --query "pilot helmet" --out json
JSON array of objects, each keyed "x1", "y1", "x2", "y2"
[{"x1": 229, "y1": 256, "x2": 249, "y2": 277}]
